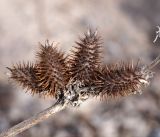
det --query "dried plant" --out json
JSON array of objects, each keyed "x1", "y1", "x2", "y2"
[
  {"x1": 68, "y1": 29, "x2": 101, "y2": 83},
  {"x1": 0, "y1": 29, "x2": 160, "y2": 137},
  {"x1": 92, "y1": 61, "x2": 153, "y2": 99},
  {"x1": 36, "y1": 41, "x2": 68, "y2": 97}
]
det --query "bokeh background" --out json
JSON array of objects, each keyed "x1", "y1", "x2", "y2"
[{"x1": 0, "y1": 0, "x2": 160, "y2": 137}]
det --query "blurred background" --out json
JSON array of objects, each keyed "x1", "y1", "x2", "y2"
[{"x1": 0, "y1": 0, "x2": 160, "y2": 137}]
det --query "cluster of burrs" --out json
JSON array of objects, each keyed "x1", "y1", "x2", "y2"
[{"x1": 7, "y1": 29, "x2": 159, "y2": 106}]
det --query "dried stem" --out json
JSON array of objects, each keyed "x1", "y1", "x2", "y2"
[
  {"x1": 147, "y1": 54, "x2": 160, "y2": 70},
  {"x1": 0, "y1": 100, "x2": 66, "y2": 137}
]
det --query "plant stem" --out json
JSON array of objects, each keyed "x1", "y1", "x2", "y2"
[{"x1": 0, "y1": 101, "x2": 66, "y2": 137}]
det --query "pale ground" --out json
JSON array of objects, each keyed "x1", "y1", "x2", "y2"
[{"x1": 0, "y1": 0, "x2": 160, "y2": 137}]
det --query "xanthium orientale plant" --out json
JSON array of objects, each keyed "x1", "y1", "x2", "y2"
[{"x1": 0, "y1": 29, "x2": 160, "y2": 137}]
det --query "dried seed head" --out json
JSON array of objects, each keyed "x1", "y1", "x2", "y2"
[
  {"x1": 36, "y1": 40, "x2": 68, "y2": 97},
  {"x1": 69, "y1": 29, "x2": 102, "y2": 83},
  {"x1": 7, "y1": 40, "x2": 69, "y2": 98},
  {"x1": 92, "y1": 61, "x2": 154, "y2": 99},
  {"x1": 6, "y1": 30, "x2": 160, "y2": 102},
  {"x1": 7, "y1": 63, "x2": 44, "y2": 95}
]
